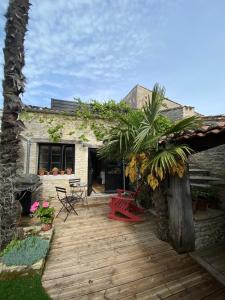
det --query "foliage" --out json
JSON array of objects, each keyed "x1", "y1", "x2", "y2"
[
  {"x1": 135, "y1": 183, "x2": 154, "y2": 209},
  {"x1": 21, "y1": 99, "x2": 133, "y2": 143},
  {"x1": 31, "y1": 201, "x2": 54, "y2": 224},
  {"x1": 0, "y1": 239, "x2": 21, "y2": 257},
  {"x1": 191, "y1": 187, "x2": 218, "y2": 201},
  {"x1": 99, "y1": 83, "x2": 201, "y2": 190},
  {"x1": 0, "y1": 274, "x2": 51, "y2": 300},
  {"x1": 74, "y1": 98, "x2": 131, "y2": 120},
  {"x1": 47, "y1": 124, "x2": 64, "y2": 142},
  {"x1": 2, "y1": 236, "x2": 49, "y2": 266}
]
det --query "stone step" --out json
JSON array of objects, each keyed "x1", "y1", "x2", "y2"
[
  {"x1": 190, "y1": 183, "x2": 212, "y2": 188},
  {"x1": 189, "y1": 168, "x2": 209, "y2": 173},
  {"x1": 190, "y1": 176, "x2": 223, "y2": 182}
]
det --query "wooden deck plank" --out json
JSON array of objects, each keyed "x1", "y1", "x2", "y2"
[
  {"x1": 42, "y1": 201, "x2": 225, "y2": 299},
  {"x1": 190, "y1": 243, "x2": 225, "y2": 287}
]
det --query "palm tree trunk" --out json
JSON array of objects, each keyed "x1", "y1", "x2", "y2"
[
  {"x1": 153, "y1": 182, "x2": 169, "y2": 242},
  {"x1": 0, "y1": 0, "x2": 30, "y2": 249}
]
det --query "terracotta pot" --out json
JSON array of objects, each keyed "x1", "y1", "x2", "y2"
[
  {"x1": 66, "y1": 169, "x2": 72, "y2": 175},
  {"x1": 197, "y1": 199, "x2": 208, "y2": 211},
  {"x1": 192, "y1": 201, "x2": 197, "y2": 213},
  {"x1": 41, "y1": 224, "x2": 52, "y2": 231}
]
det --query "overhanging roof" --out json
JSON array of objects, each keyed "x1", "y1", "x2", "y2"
[{"x1": 173, "y1": 116, "x2": 225, "y2": 152}]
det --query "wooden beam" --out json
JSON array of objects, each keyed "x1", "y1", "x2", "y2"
[{"x1": 167, "y1": 171, "x2": 195, "y2": 253}]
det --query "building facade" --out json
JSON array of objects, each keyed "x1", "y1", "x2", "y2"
[{"x1": 0, "y1": 84, "x2": 202, "y2": 197}]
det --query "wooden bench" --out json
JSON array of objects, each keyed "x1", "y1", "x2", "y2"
[{"x1": 108, "y1": 196, "x2": 144, "y2": 222}]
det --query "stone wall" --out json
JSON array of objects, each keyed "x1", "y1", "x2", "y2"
[
  {"x1": 20, "y1": 110, "x2": 103, "y2": 185},
  {"x1": 34, "y1": 175, "x2": 82, "y2": 199},
  {"x1": 161, "y1": 106, "x2": 196, "y2": 121},
  {"x1": 194, "y1": 209, "x2": 225, "y2": 250},
  {"x1": 191, "y1": 144, "x2": 225, "y2": 178},
  {"x1": 123, "y1": 85, "x2": 182, "y2": 110}
]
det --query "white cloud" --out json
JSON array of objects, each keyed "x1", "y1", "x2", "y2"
[{"x1": 0, "y1": 0, "x2": 169, "y2": 106}]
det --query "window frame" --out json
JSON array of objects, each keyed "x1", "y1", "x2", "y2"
[{"x1": 38, "y1": 143, "x2": 75, "y2": 173}]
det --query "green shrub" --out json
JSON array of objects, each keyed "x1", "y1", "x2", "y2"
[
  {"x1": 191, "y1": 187, "x2": 217, "y2": 201},
  {"x1": 0, "y1": 239, "x2": 22, "y2": 257},
  {"x1": 2, "y1": 236, "x2": 49, "y2": 266}
]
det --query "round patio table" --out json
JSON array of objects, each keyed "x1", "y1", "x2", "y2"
[{"x1": 70, "y1": 182, "x2": 88, "y2": 206}]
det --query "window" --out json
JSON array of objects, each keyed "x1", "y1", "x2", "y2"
[{"x1": 38, "y1": 144, "x2": 75, "y2": 172}]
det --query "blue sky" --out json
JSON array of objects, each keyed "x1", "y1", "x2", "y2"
[{"x1": 0, "y1": 0, "x2": 225, "y2": 115}]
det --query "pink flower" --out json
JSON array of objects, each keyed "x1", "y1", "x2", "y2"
[
  {"x1": 30, "y1": 201, "x2": 39, "y2": 213},
  {"x1": 42, "y1": 201, "x2": 49, "y2": 208}
]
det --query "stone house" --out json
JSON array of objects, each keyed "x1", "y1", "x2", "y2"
[
  {"x1": 123, "y1": 84, "x2": 200, "y2": 120},
  {"x1": 1, "y1": 85, "x2": 225, "y2": 250},
  {"x1": 0, "y1": 84, "x2": 224, "y2": 201}
]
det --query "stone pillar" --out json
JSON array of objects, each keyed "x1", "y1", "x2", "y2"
[
  {"x1": 29, "y1": 142, "x2": 38, "y2": 174},
  {"x1": 75, "y1": 144, "x2": 88, "y2": 183}
]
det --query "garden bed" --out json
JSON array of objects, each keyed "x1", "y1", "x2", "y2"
[{"x1": 0, "y1": 226, "x2": 54, "y2": 280}]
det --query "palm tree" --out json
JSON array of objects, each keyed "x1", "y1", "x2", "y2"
[
  {"x1": 0, "y1": 0, "x2": 30, "y2": 249},
  {"x1": 99, "y1": 84, "x2": 200, "y2": 178},
  {"x1": 99, "y1": 84, "x2": 201, "y2": 240}
]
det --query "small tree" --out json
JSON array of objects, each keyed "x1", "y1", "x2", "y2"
[
  {"x1": 99, "y1": 84, "x2": 201, "y2": 240},
  {"x1": 0, "y1": 0, "x2": 30, "y2": 249}
]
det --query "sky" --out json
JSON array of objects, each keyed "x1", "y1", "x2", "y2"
[{"x1": 0, "y1": 0, "x2": 225, "y2": 115}]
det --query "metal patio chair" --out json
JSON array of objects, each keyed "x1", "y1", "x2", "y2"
[
  {"x1": 55, "y1": 186, "x2": 79, "y2": 222},
  {"x1": 69, "y1": 178, "x2": 88, "y2": 207}
]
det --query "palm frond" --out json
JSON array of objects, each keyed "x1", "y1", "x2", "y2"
[
  {"x1": 150, "y1": 144, "x2": 193, "y2": 174},
  {"x1": 164, "y1": 115, "x2": 202, "y2": 136},
  {"x1": 134, "y1": 83, "x2": 166, "y2": 152}
]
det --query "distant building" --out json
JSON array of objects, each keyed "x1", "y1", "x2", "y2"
[{"x1": 123, "y1": 84, "x2": 200, "y2": 121}]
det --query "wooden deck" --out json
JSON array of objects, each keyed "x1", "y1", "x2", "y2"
[
  {"x1": 191, "y1": 243, "x2": 225, "y2": 288},
  {"x1": 42, "y1": 198, "x2": 225, "y2": 299}
]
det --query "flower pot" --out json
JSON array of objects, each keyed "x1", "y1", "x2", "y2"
[
  {"x1": 196, "y1": 198, "x2": 208, "y2": 211},
  {"x1": 66, "y1": 168, "x2": 72, "y2": 175},
  {"x1": 192, "y1": 201, "x2": 197, "y2": 213},
  {"x1": 41, "y1": 224, "x2": 52, "y2": 231}
]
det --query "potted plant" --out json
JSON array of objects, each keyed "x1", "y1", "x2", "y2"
[
  {"x1": 66, "y1": 167, "x2": 72, "y2": 175},
  {"x1": 30, "y1": 200, "x2": 55, "y2": 231},
  {"x1": 60, "y1": 170, "x2": 65, "y2": 175},
  {"x1": 38, "y1": 168, "x2": 46, "y2": 176},
  {"x1": 52, "y1": 167, "x2": 59, "y2": 176},
  {"x1": 191, "y1": 189, "x2": 209, "y2": 211}
]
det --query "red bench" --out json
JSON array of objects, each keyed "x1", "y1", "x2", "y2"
[{"x1": 108, "y1": 196, "x2": 144, "y2": 222}]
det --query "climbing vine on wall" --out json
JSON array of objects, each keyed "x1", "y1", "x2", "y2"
[{"x1": 19, "y1": 99, "x2": 133, "y2": 143}]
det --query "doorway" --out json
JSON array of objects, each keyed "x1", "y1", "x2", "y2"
[
  {"x1": 87, "y1": 148, "x2": 124, "y2": 196},
  {"x1": 88, "y1": 148, "x2": 105, "y2": 195}
]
